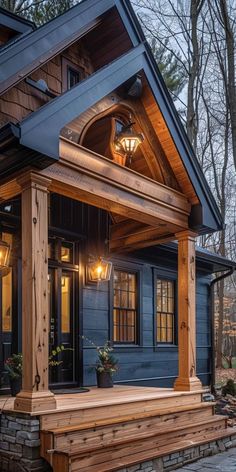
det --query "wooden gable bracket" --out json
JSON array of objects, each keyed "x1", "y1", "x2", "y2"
[{"x1": 65, "y1": 94, "x2": 180, "y2": 191}]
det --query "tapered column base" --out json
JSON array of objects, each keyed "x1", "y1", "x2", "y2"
[
  {"x1": 174, "y1": 376, "x2": 203, "y2": 392},
  {"x1": 14, "y1": 390, "x2": 56, "y2": 413}
]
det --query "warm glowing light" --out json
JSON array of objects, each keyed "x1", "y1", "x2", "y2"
[
  {"x1": 115, "y1": 121, "x2": 144, "y2": 164},
  {"x1": 87, "y1": 257, "x2": 112, "y2": 282},
  {"x1": 0, "y1": 241, "x2": 10, "y2": 269},
  {"x1": 96, "y1": 265, "x2": 103, "y2": 275}
]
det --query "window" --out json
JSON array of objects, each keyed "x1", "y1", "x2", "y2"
[
  {"x1": 2, "y1": 268, "x2": 12, "y2": 332},
  {"x1": 61, "y1": 243, "x2": 73, "y2": 263},
  {"x1": 1, "y1": 233, "x2": 12, "y2": 333},
  {"x1": 113, "y1": 270, "x2": 137, "y2": 344},
  {"x1": 156, "y1": 279, "x2": 175, "y2": 344},
  {"x1": 68, "y1": 67, "x2": 80, "y2": 89},
  {"x1": 62, "y1": 57, "x2": 84, "y2": 92},
  {"x1": 61, "y1": 273, "x2": 71, "y2": 334}
]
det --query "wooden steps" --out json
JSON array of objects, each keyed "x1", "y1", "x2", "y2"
[
  {"x1": 40, "y1": 400, "x2": 230, "y2": 472},
  {"x1": 49, "y1": 416, "x2": 228, "y2": 472},
  {"x1": 41, "y1": 403, "x2": 215, "y2": 455},
  {"x1": 52, "y1": 427, "x2": 236, "y2": 472},
  {"x1": 38, "y1": 387, "x2": 234, "y2": 472}
]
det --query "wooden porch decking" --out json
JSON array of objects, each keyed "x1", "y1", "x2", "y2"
[
  {"x1": 0, "y1": 385, "x2": 206, "y2": 416},
  {"x1": 1, "y1": 385, "x2": 236, "y2": 472}
]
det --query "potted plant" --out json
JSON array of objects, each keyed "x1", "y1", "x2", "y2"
[
  {"x1": 5, "y1": 345, "x2": 70, "y2": 397},
  {"x1": 81, "y1": 336, "x2": 119, "y2": 388},
  {"x1": 4, "y1": 353, "x2": 22, "y2": 396},
  {"x1": 95, "y1": 341, "x2": 118, "y2": 388}
]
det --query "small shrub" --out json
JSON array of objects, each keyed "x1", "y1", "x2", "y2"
[{"x1": 222, "y1": 379, "x2": 236, "y2": 397}]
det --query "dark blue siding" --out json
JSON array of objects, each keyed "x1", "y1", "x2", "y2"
[
  {"x1": 50, "y1": 195, "x2": 213, "y2": 388},
  {"x1": 82, "y1": 260, "x2": 212, "y2": 388}
]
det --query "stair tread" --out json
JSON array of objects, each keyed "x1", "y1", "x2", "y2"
[
  {"x1": 43, "y1": 402, "x2": 215, "y2": 434},
  {"x1": 52, "y1": 427, "x2": 236, "y2": 472},
  {"x1": 52, "y1": 415, "x2": 227, "y2": 457},
  {"x1": 73, "y1": 427, "x2": 236, "y2": 472}
]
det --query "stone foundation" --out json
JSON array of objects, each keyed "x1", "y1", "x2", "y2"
[
  {"x1": 116, "y1": 434, "x2": 236, "y2": 472},
  {"x1": 0, "y1": 412, "x2": 51, "y2": 472}
]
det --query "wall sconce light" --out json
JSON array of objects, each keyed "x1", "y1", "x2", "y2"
[
  {"x1": 87, "y1": 256, "x2": 112, "y2": 282},
  {"x1": 115, "y1": 121, "x2": 144, "y2": 166},
  {"x1": 0, "y1": 239, "x2": 10, "y2": 274}
]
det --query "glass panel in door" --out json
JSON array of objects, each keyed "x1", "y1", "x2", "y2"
[{"x1": 48, "y1": 268, "x2": 75, "y2": 386}]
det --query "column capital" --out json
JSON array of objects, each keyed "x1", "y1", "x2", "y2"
[
  {"x1": 175, "y1": 230, "x2": 198, "y2": 242},
  {"x1": 17, "y1": 171, "x2": 51, "y2": 193}
]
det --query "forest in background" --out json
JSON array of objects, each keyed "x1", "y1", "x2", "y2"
[{"x1": 1, "y1": 0, "x2": 236, "y2": 369}]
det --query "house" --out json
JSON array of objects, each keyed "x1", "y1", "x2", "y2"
[{"x1": 0, "y1": 1, "x2": 236, "y2": 471}]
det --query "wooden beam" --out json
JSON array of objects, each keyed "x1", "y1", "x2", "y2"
[
  {"x1": 14, "y1": 172, "x2": 56, "y2": 413},
  {"x1": 174, "y1": 231, "x2": 202, "y2": 392},
  {"x1": 41, "y1": 139, "x2": 190, "y2": 229},
  {"x1": 110, "y1": 220, "x2": 178, "y2": 251},
  {"x1": 0, "y1": 178, "x2": 21, "y2": 201}
]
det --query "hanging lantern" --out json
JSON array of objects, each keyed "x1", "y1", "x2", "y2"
[
  {"x1": 115, "y1": 121, "x2": 144, "y2": 165},
  {"x1": 87, "y1": 257, "x2": 112, "y2": 282},
  {"x1": 0, "y1": 239, "x2": 10, "y2": 271}
]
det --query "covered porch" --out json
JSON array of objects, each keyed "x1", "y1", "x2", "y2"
[
  {"x1": 0, "y1": 158, "x2": 232, "y2": 470},
  {"x1": 0, "y1": 155, "x2": 202, "y2": 414}
]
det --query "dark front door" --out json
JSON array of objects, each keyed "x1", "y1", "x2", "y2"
[{"x1": 48, "y1": 239, "x2": 78, "y2": 387}]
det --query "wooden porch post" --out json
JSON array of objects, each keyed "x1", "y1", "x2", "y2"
[
  {"x1": 14, "y1": 172, "x2": 56, "y2": 412},
  {"x1": 174, "y1": 231, "x2": 202, "y2": 391}
]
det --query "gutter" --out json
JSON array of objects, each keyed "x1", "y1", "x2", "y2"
[{"x1": 210, "y1": 267, "x2": 235, "y2": 393}]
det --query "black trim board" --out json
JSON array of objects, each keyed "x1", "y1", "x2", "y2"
[{"x1": 0, "y1": 7, "x2": 35, "y2": 35}]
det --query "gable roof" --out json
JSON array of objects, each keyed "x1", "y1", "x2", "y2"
[
  {"x1": 0, "y1": 0, "x2": 139, "y2": 95},
  {"x1": 0, "y1": 7, "x2": 35, "y2": 36},
  {"x1": 0, "y1": 0, "x2": 222, "y2": 236}
]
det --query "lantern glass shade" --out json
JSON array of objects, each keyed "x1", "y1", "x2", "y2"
[
  {"x1": 119, "y1": 136, "x2": 142, "y2": 155},
  {"x1": 115, "y1": 124, "x2": 144, "y2": 157},
  {"x1": 87, "y1": 257, "x2": 112, "y2": 282},
  {"x1": 0, "y1": 240, "x2": 10, "y2": 269}
]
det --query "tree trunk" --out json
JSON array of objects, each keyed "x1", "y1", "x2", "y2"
[
  {"x1": 219, "y1": 0, "x2": 236, "y2": 173},
  {"x1": 187, "y1": 0, "x2": 202, "y2": 150}
]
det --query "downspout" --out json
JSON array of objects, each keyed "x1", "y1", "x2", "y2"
[{"x1": 210, "y1": 267, "x2": 235, "y2": 393}]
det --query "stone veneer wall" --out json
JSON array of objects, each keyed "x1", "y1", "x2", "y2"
[
  {"x1": 0, "y1": 412, "x2": 51, "y2": 472},
  {"x1": 116, "y1": 434, "x2": 236, "y2": 472}
]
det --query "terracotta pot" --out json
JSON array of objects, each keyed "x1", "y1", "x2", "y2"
[
  {"x1": 9, "y1": 377, "x2": 22, "y2": 397},
  {"x1": 96, "y1": 371, "x2": 113, "y2": 388}
]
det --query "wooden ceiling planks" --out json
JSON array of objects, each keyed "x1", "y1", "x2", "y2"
[
  {"x1": 83, "y1": 8, "x2": 133, "y2": 72},
  {"x1": 110, "y1": 219, "x2": 180, "y2": 252}
]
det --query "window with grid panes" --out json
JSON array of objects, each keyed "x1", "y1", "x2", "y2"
[
  {"x1": 113, "y1": 270, "x2": 137, "y2": 343},
  {"x1": 156, "y1": 279, "x2": 175, "y2": 344}
]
